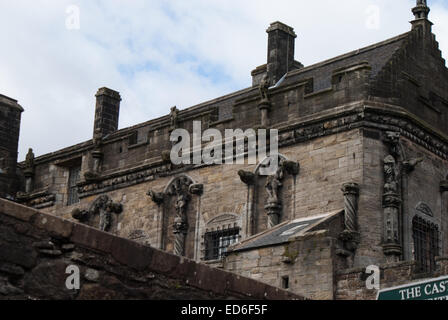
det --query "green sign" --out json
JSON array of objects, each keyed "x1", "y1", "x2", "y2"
[{"x1": 377, "y1": 276, "x2": 448, "y2": 300}]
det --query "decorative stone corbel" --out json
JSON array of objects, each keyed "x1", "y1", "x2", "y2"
[
  {"x1": 238, "y1": 170, "x2": 255, "y2": 185},
  {"x1": 189, "y1": 183, "x2": 204, "y2": 196},
  {"x1": 402, "y1": 157, "x2": 424, "y2": 173},
  {"x1": 283, "y1": 161, "x2": 300, "y2": 176},
  {"x1": 147, "y1": 190, "x2": 165, "y2": 205}
]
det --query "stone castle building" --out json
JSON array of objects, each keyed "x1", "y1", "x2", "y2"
[{"x1": 1, "y1": 1, "x2": 448, "y2": 299}]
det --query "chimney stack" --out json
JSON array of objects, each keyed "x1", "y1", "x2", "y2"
[
  {"x1": 266, "y1": 21, "x2": 297, "y2": 85},
  {"x1": 0, "y1": 94, "x2": 23, "y2": 199},
  {"x1": 94, "y1": 87, "x2": 121, "y2": 137}
]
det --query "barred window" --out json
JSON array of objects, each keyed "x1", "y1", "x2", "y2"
[
  {"x1": 204, "y1": 228, "x2": 239, "y2": 261},
  {"x1": 67, "y1": 166, "x2": 81, "y2": 206},
  {"x1": 412, "y1": 216, "x2": 439, "y2": 273}
]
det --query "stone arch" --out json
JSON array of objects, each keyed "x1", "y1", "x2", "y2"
[
  {"x1": 163, "y1": 174, "x2": 196, "y2": 194},
  {"x1": 160, "y1": 174, "x2": 202, "y2": 259}
]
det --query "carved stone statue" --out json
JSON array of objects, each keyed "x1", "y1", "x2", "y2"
[
  {"x1": 264, "y1": 159, "x2": 286, "y2": 229},
  {"x1": 25, "y1": 148, "x2": 35, "y2": 169},
  {"x1": 23, "y1": 148, "x2": 35, "y2": 193},
  {"x1": 383, "y1": 155, "x2": 399, "y2": 194},
  {"x1": 170, "y1": 106, "x2": 179, "y2": 129},
  {"x1": 265, "y1": 160, "x2": 285, "y2": 204},
  {"x1": 259, "y1": 74, "x2": 270, "y2": 102},
  {"x1": 167, "y1": 177, "x2": 192, "y2": 256},
  {"x1": 71, "y1": 195, "x2": 122, "y2": 232}
]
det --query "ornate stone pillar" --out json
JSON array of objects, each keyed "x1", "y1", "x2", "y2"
[
  {"x1": 342, "y1": 182, "x2": 360, "y2": 233},
  {"x1": 337, "y1": 183, "x2": 360, "y2": 268},
  {"x1": 382, "y1": 154, "x2": 402, "y2": 261}
]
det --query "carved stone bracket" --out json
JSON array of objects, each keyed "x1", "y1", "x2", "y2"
[
  {"x1": 189, "y1": 183, "x2": 204, "y2": 196},
  {"x1": 71, "y1": 195, "x2": 123, "y2": 232},
  {"x1": 283, "y1": 161, "x2": 300, "y2": 176},
  {"x1": 238, "y1": 170, "x2": 255, "y2": 185},
  {"x1": 147, "y1": 190, "x2": 164, "y2": 205}
]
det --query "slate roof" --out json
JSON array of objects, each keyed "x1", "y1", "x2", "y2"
[
  {"x1": 285, "y1": 32, "x2": 409, "y2": 91},
  {"x1": 231, "y1": 212, "x2": 341, "y2": 252}
]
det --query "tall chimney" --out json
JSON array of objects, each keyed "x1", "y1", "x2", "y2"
[
  {"x1": 266, "y1": 21, "x2": 297, "y2": 85},
  {"x1": 94, "y1": 87, "x2": 121, "y2": 137}
]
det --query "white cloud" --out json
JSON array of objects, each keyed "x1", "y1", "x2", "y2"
[{"x1": 0, "y1": 0, "x2": 446, "y2": 160}]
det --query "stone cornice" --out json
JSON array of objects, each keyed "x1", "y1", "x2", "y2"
[{"x1": 76, "y1": 100, "x2": 448, "y2": 199}]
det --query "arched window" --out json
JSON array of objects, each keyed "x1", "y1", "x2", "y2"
[{"x1": 412, "y1": 215, "x2": 439, "y2": 273}]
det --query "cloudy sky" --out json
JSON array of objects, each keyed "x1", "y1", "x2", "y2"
[{"x1": 1, "y1": 0, "x2": 447, "y2": 161}]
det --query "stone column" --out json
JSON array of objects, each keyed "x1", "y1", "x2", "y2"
[
  {"x1": 258, "y1": 101, "x2": 271, "y2": 128},
  {"x1": 266, "y1": 203, "x2": 282, "y2": 229},
  {"x1": 189, "y1": 183, "x2": 204, "y2": 262},
  {"x1": 382, "y1": 154, "x2": 402, "y2": 262},
  {"x1": 147, "y1": 190, "x2": 165, "y2": 249},
  {"x1": 338, "y1": 183, "x2": 360, "y2": 268},
  {"x1": 173, "y1": 219, "x2": 188, "y2": 257},
  {"x1": 238, "y1": 170, "x2": 256, "y2": 237},
  {"x1": 341, "y1": 182, "x2": 360, "y2": 233}
]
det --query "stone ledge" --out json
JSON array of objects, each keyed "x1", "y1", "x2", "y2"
[{"x1": 0, "y1": 198, "x2": 302, "y2": 300}]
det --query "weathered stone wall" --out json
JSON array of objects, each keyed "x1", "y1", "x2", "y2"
[
  {"x1": 0, "y1": 95, "x2": 23, "y2": 200},
  {"x1": 335, "y1": 257, "x2": 448, "y2": 300},
  {"x1": 29, "y1": 129, "x2": 361, "y2": 263},
  {"x1": 0, "y1": 199, "x2": 301, "y2": 300},
  {"x1": 224, "y1": 230, "x2": 338, "y2": 300},
  {"x1": 357, "y1": 128, "x2": 448, "y2": 268}
]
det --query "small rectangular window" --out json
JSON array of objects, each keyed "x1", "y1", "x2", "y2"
[
  {"x1": 282, "y1": 276, "x2": 289, "y2": 289},
  {"x1": 67, "y1": 166, "x2": 81, "y2": 205},
  {"x1": 204, "y1": 228, "x2": 239, "y2": 261},
  {"x1": 128, "y1": 131, "x2": 138, "y2": 146}
]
